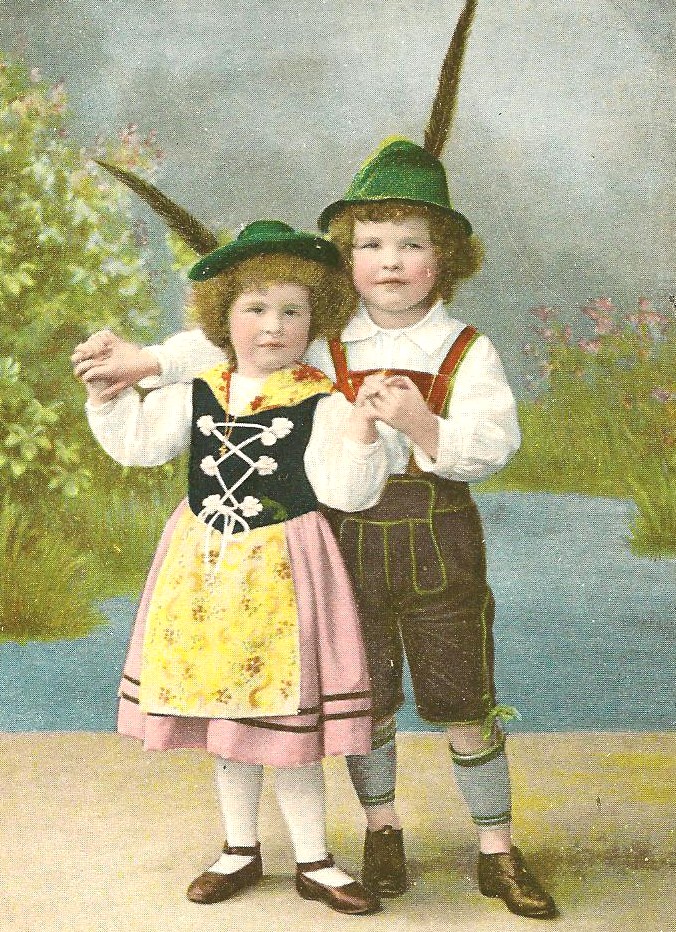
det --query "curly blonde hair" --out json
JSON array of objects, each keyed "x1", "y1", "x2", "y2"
[
  {"x1": 188, "y1": 253, "x2": 357, "y2": 362},
  {"x1": 327, "y1": 201, "x2": 484, "y2": 305}
]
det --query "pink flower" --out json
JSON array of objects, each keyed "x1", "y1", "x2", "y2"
[
  {"x1": 594, "y1": 315, "x2": 615, "y2": 336},
  {"x1": 530, "y1": 306, "x2": 556, "y2": 322},
  {"x1": 637, "y1": 297, "x2": 652, "y2": 312},
  {"x1": 650, "y1": 387, "x2": 674, "y2": 404},
  {"x1": 578, "y1": 339, "x2": 600, "y2": 355},
  {"x1": 533, "y1": 326, "x2": 556, "y2": 343},
  {"x1": 594, "y1": 297, "x2": 614, "y2": 311}
]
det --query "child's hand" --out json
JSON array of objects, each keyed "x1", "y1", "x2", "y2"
[
  {"x1": 369, "y1": 375, "x2": 440, "y2": 460},
  {"x1": 346, "y1": 395, "x2": 381, "y2": 445},
  {"x1": 84, "y1": 376, "x2": 116, "y2": 408},
  {"x1": 71, "y1": 330, "x2": 160, "y2": 401}
]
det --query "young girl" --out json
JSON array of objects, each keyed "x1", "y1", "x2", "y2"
[{"x1": 84, "y1": 220, "x2": 387, "y2": 915}]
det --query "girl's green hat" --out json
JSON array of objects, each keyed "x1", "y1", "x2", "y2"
[
  {"x1": 187, "y1": 220, "x2": 343, "y2": 281},
  {"x1": 317, "y1": 138, "x2": 472, "y2": 235}
]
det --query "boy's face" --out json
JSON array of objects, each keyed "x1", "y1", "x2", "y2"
[
  {"x1": 229, "y1": 282, "x2": 312, "y2": 378},
  {"x1": 351, "y1": 217, "x2": 438, "y2": 324}
]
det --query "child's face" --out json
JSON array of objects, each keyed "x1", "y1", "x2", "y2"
[
  {"x1": 229, "y1": 282, "x2": 312, "y2": 378},
  {"x1": 351, "y1": 217, "x2": 438, "y2": 323}
]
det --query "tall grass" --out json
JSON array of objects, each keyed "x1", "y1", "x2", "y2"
[
  {"x1": 627, "y1": 472, "x2": 676, "y2": 558},
  {"x1": 0, "y1": 497, "x2": 103, "y2": 642},
  {"x1": 64, "y1": 460, "x2": 188, "y2": 599}
]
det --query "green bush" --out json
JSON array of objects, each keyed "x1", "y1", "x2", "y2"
[
  {"x1": 0, "y1": 55, "x2": 181, "y2": 638},
  {"x1": 0, "y1": 55, "x2": 165, "y2": 506}
]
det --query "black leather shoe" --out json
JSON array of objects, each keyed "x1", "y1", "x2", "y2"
[
  {"x1": 478, "y1": 847, "x2": 556, "y2": 919},
  {"x1": 186, "y1": 843, "x2": 263, "y2": 904},
  {"x1": 296, "y1": 854, "x2": 380, "y2": 915},
  {"x1": 362, "y1": 825, "x2": 408, "y2": 896}
]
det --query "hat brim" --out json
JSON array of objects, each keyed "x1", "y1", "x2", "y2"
[
  {"x1": 188, "y1": 235, "x2": 343, "y2": 281},
  {"x1": 318, "y1": 197, "x2": 473, "y2": 236}
]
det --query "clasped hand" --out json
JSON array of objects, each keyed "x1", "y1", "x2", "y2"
[{"x1": 355, "y1": 374, "x2": 440, "y2": 459}]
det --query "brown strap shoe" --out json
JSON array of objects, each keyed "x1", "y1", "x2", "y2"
[
  {"x1": 478, "y1": 847, "x2": 557, "y2": 919},
  {"x1": 362, "y1": 825, "x2": 408, "y2": 896},
  {"x1": 186, "y1": 843, "x2": 263, "y2": 904},
  {"x1": 296, "y1": 854, "x2": 380, "y2": 915}
]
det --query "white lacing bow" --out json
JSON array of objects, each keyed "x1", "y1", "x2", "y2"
[{"x1": 195, "y1": 414, "x2": 293, "y2": 576}]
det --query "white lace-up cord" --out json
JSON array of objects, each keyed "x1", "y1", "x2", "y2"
[{"x1": 196, "y1": 414, "x2": 293, "y2": 577}]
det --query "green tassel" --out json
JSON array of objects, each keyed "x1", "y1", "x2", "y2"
[{"x1": 481, "y1": 704, "x2": 522, "y2": 742}]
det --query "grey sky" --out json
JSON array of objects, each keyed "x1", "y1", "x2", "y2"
[{"x1": 2, "y1": 0, "x2": 674, "y2": 372}]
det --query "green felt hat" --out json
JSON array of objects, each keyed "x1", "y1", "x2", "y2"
[
  {"x1": 318, "y1": 138, "x2": 472, "y2": 236},
  {"x1": 188, "y1": 220, "x2": 343, "y2": 281}
]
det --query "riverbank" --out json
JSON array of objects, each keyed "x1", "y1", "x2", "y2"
[{"x1": 2, "y1": 731, "x2": 673, "y2": 931}]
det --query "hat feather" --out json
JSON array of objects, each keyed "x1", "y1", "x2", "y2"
[
  {"x1": 94, "y1": 159, "x2": 219, "y2": 255},
  {"x1": 424, "y1": 0, "x2": 479, "y2": 159}
]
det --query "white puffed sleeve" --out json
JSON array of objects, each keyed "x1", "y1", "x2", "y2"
[
  {"x1": 86, "y1": 384, "x2": 193, "y2": 466},
  {"x1": 304, "y1": 394, "x2": 390, "y2": 511},
  {"x1": 140, "y1": 329, "x2": 227, "y2": 388},
  {"x1": 411, "y1": 336, "x2": 521, "y2": 481}
]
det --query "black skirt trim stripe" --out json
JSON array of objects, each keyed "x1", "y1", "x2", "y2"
[{"x1": 322, "y1": 690, "x2": 370, "y2": 702}]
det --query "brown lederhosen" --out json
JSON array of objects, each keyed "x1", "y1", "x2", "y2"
[{"x1": 324, "y1": 327, "x2": 497, "y2": 724}]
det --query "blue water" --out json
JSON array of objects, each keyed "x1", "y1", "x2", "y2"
[{"x1": 2, "y1": 494, "x2": 674, "y2": 733}]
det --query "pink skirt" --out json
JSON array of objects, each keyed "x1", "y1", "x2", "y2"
[{"x1": 117, "y1": 500, "x2": 372, "y2": 765}]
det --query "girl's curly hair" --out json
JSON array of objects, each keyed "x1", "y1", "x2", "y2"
[
  {"x1": 188, "y1": 253, "x2": 357, "y2": 362},
  {"x1": 327, "y1": 201, "x2": 484, "y2": 304}
]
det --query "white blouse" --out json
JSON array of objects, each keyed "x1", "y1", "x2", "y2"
[
  {"x1": 142, "y1": 301, "x2": 521, "y2": 482},
  {"x1": 87, "y1": 373, "x2": 388, "y2": 513}
]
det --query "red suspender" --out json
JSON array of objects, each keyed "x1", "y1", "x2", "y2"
[
  {"x1": 328, "y1": 326, "x2": 479, "y2": 413},
  {"x1": 329, "y1": 339, "x2": 357, "y2": 401},
  {"x1": 426, "y1": 325, "x2": 478, "y2": 414}
]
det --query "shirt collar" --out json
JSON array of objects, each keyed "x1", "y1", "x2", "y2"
[{"x1": 341, "y1": 301, "x2": 464, "y2": 355}]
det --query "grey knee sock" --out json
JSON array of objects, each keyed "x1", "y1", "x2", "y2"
[
  {"x1": 450, "y1": 739, "x2": 512, "y2": 828},
  {"x1": 346, "y1": 718, "x2": 397, "y2": 809}
]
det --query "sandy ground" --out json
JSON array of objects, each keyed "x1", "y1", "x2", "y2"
[{"x1": 1, "y1": 732, "x2": 674, "y2": 932}]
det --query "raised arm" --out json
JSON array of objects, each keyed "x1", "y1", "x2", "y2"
[
  {"x1": 86, "y1": 382, "x2": 193, "y2": 467},
  {"x1": 72, "y1": 328, "x2": 226, "y2": 400}
]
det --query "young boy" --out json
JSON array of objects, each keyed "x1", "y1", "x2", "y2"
[{"x1": 73, "y1": 140, "x2": 556, "y2": 920}]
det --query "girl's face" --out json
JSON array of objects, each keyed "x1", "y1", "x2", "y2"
[
  {"x1": 228, "y1": 282, "x2": 312, "y2": 378},
  {"x1": 351, "y1": 217, "x2": 439, "y2": 326}
]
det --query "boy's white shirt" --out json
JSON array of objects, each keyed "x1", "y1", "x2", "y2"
[
  {"x1": 142, "y1": 301, "x2": 521, "y2": 482},
  {"x1": 87, "y1": 373, "x2": 388, "y2": 513}
]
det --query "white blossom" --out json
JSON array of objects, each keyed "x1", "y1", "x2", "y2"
[
  {"x1": 201, "y1": 494, "x2": 222, "y2": 515},
  {"x1": 200, "y1": 455, "x2": 219, "y2": 476},
  {"x1": 255, "y1": 455, "x2": 278, "y2": 476},
  {"x1": 197, "y1": 414, "x2": 216, "y2": 436},
  {"x1": 260, "y1": 429, "x2": 277, "y2": 446},
  {"x1": 270, "y1": 417, "x2": 293, "y2": 438},
  {"x1": 239, "y1": 496, "x2": 263, "y2": 518}
]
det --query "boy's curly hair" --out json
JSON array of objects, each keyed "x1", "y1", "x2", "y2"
[
  {"x1": 189, "y1": 253, "x2": 357, "y2": 362},
  {"x1": 327, "y1": 201, "x2": 484, "y2": 304}
]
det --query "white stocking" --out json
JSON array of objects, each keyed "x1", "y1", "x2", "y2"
[{"x1": 274, "y1": 763, "x2": 354, "y2": 888}]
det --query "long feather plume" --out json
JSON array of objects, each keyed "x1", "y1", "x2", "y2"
[
  {"x1": 424, "y1": 0, "x2": 479, "y2": 158},
  {"x1": 95, "y1": 159, "x2": 219, "y2": 255}
]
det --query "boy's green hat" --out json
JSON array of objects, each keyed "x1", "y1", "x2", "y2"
[
  {"x1": 188, "y1": 220, "x2": 343, "y2": 281},
  {"x1": 318, "y1": 138, "x2": 472, "y2": 236}
]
